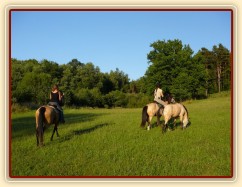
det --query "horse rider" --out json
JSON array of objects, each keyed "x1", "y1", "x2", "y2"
[
  {"x1": 48, "y1": 84, "x2": 65, "y2": 123},
  {"x1": 154, "y1": 82, "x2": 167, "y2": 107}
]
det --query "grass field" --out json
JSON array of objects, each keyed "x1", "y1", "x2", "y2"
[{"x1": 10, "y1": 92, "x2": 232, "y2": 177}]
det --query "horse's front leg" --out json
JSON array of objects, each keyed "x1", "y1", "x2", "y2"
[
  {"x1": 162, "y1": 123, "x2": 167, "y2": 133},
  {"x1": 173, "y1": 118, "x2": 177, "y2": 129},
  {"x1": 157, "y1": 115, "x2": 161, "y2": 127},
  {"x1": 56, "y1": 126, "x2": 60, "y2": 137},
  {"x1": 180, "y1": 115, "x2": 184, "y2": 130},
  {"x1": 51, "y1": 127, "x2": 55, "y2": 141}
]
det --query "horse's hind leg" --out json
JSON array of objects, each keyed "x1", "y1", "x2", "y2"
[
  {"x1": 162, "y1": 121, "x2": 167, "y2": 133},
  {"x1": 36, "y1": 129, "x2": 39, "y2": 146},
  {"x1": 157, "y1": 108, "x2": 163, "y2": 127},
  {"x1": 38, "y1": 129, "x2": 44, "y2": 146},
  {"x1": 162, "y1": 115, "x2": 171, "y2": 133},
  {"x1": 147, "y1": 116, "x2": 153, "y2": 130},
  {"x1": 36, "y1": 125, "x2": 44, "y2": 146}
]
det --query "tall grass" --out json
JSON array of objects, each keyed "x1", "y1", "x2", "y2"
[{"x1": 10, "y1": 93, "x2": 232, "y2": 177}]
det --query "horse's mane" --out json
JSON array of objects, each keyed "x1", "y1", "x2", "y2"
[{"x1": 181, "y1": 104, "x2": 188, "y2": 115}]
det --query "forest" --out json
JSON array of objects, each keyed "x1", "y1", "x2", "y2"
[{"x1": 11, "y1": 39, "x2": 231, "y2": 110}]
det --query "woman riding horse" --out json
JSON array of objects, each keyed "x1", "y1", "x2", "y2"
[
  {"x1": 35, "y1": 84, "x2": 65, "y2": 146},
  {"x1": 153, "y1": 82, "x2": 167, "y2": 107},
  {"x1": 49, "y1": 84, "x2": 65, "y2": 123},
  {"x1": 141, "y1": 91, "x2": 174, "y2": 130},
  {"x1": 141, "y1": 83, "x2": 177, "y2": 131}
]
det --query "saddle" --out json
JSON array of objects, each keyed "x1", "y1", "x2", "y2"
[
  {"x1": 47, "y1": 102, "x2": 65, "y2": 123},
  {"x1": 48, "y1": 102, "x2": 60, "y2": 113}
]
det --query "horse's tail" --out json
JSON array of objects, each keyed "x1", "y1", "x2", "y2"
[
  {"x1": 36, "y1": 107, "x2": 46, "y2": 146},
  {"x1": 140, "y1": 106, "x2": 148, "y2": 128}
]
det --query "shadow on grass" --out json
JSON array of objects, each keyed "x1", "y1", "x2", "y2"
[
  {"x1": 73, "y1": 123, "x2": 110, "y2": 136},
  {"x1": 11, "y1": 112, "x2": 105, "y2": 139},
  {"x1": 142, "y1": 120, "x2": 164, "y2": 130},
  {"x1": 54, "y1": 123, "x2": 113, "y2": 144},
  {"x1": 144, "y1": 118, "x2": 191, "y2": 131}
]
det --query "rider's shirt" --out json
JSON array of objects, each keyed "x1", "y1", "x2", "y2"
[
  {"x1": 154, "y1": 88, "x2": 164, "y2": 99},
  {"x1": 50, "y1": 92, "x2": 60, "y2": 105}
]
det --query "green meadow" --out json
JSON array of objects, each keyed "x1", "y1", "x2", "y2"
[{"x1": 10, "y1": 92, "x2": 232, "y2": 177}]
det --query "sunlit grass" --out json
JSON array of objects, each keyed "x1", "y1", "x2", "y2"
[{"x1": 10, "y1": 93, "x2": 232, "y2": 177}]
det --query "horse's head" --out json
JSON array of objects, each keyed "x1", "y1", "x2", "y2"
[{"x1": 170, "y1": 97, "x2": 176, "y2": 104}]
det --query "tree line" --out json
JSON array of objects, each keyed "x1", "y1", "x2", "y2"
[{"x1": 11, "y1": 39, "x2": 231, "y2": 109}]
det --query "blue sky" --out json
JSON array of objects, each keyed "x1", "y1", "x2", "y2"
[{"x1": 11, "y1": 10, "x2": 231, "y2": 80}]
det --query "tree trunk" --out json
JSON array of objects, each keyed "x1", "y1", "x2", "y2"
[{"x1": 217, "y1": 64, "x2": 222, "y2": 93}]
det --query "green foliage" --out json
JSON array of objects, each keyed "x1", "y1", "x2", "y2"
[
  {"x1": 15, "y1": 72, "x2": 51, "y2": 104},
  {"x1": 11, "y1": 39, "x2": 231, "y2": 108},
  {"x1": 74, "y1": 88, "x2": 104, "y2": 107},
  {"x1": 11, "y1": 103, "x2": 31, "y2": 113},
  {"x1": 170, "y1": 72, "x2": 191, "y2": 101},
  {"x1": 146, "y1": 39, "x2": 230, "y2": 101},
  {"x1": 194, "y1": 44, "x2": 231, "y2": 95},
  {"x1": 109, "y1": 68, "x2": 130, "y2": 92},
  {"x1": 146, "y1": 39, "x2": 195, "y2": 96},
  {"x1": 102, "y1": 90, "x2": 127, "y2": 108},
  {"x1": 126, "y1": 93, "x2": 151, "y2": 108}
]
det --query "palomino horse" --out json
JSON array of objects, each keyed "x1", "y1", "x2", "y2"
[
  {"x1": 162, "y1": 103, "x2": 189, "y2": 133},
  {"x1": 140, "y1": 93, "x2": 175, "y2": 130},
  {"x1": 35, "y1": 105, "x2": 60, "y2": 146},
  {"x1": 140, "y1": 103, "x2": 164, "y2": 130}
]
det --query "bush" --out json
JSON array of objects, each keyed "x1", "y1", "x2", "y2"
[
  {"x1": 74, "y1": 88, "x2": 104, "y2": 107},
  {"x1": 103, "y1": 90, "x2": 127, "y2": 108},
  {"x1": 11, "y1": 103, "x2": 31, "y2": 113},
  {"x1": 126, "y1": 93, "x2": 151, "y2": 108},
  {"x1": 89, "y1": 88, "x2": 104, "y2": 107},
  {"x1": 103, "y1": 92, "x2": 116, "y2": 108}
]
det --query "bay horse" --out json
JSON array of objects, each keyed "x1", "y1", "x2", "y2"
[
  {"x1": 162, "y1": 103, "x2": 190, "y2": 133},
  {"x1": 140, "y1": 93, "x2": 175, "y2": 130},
  {"x1": 35, "y1": 105, "x2": 60, "y2": 147}
]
